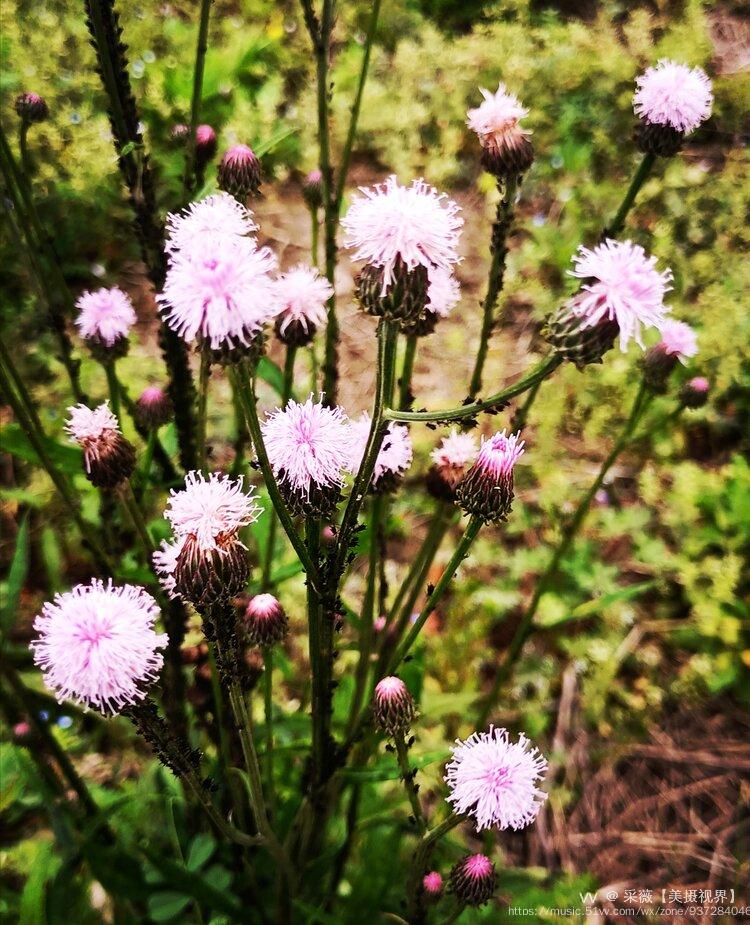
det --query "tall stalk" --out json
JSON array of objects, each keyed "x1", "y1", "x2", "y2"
[
  {"x1": 468, "y1": 174, "x2": 519, "y2": 399},
  {"x1": 476, "y1": 379, "x2": 651, "y2": 726},
  {"x1": 183, "y1": 0, "x2": 213, "y2": 196},
  {"x1": 604, "y1": 153, "x2": 657, "y2": 239},
  {"x1": 398, "y1": 334, "x2": 418, "y2": 410}
]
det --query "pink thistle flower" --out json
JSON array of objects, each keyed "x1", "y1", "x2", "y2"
[
  {"x1": 15, "y1": 91, "x2": 49, "y2": 123},
  {"x1": 134, "y1": 385, "x2": 173, "y2": 429},
  {"x1": 261, "y1": 396, "x2": 353, "y2": 497},
  {"x1": 341, "y1": 176, "x2": 463, "y2": 294},
  {"x1": 475, "y1": 430, "x2": 525, "y2": 478},
  {"x1": 422, "y1": 871, "x2": 443, "y2": 896},
  {"x1": 444, "y1": 726, "x2": 548, "y2": 832},
  {"x1": 153, "y1": 538, "x2": 184, "y2": 600},
  {"x1": 350, "y1": 413, "x2": 413, "y2": 490},
  {"x1": 680, "y1": 376, "x2": 710, "y2": 409},
  {"x1": 466, "y1": 84, "x2": 533, "y2": 176},
  {"x1": 449, "y1": 854, "x2": 497, "y2": 906},
  {"x1": 456, "y1": 430, "x2": 525, "y2": 522},
  {"x1": 569, "y1": 239, "x2": 673, "y2": 351},
  {"x1": 302, "y1": 169, "x2": 323, "y2": 210},
  {"x1": 165, "y1": 193, "x2": 257, "y2": 255},
  {"x1": 426, "y1": 266, "x2": 461, "y2": 319},
  {"x1": 431, "y1": 429, "x2": 478, "y2": 470},
  {"x1": 164, "y1": 471, "x2": 261, "y2": 554},
  {"x1": 195, "y1": 123, "x2": 217, "y2": 162},
  {"x1": 372, "y1": 676, "x2": 416, "y2": 734},
  {"x1": 273, "y1": 265, "x2": 333, "y2": 346},
  {"x1": 657, "y1": 319, "x2": 698, "y2": 362},
  {"x1": 689, "y1": 375, "x2": 709, "y2": 392},
  {"x1": 244, "y1": 593, "x2": 289, "y2": 646},
  {"x1": 65, "y1": 402, "x2": 135, "y2": 488},
  {"x1": 30, "y1": 579, "x2": 168, "y2": 715},
  {"x1": 634, "y1": 60, "x2": 713, "y2": 134},
  {"x1": 158, "y1": 236, "x2": 278, "y2": 350},
  {"x1": 217, "y1": 144, "x2": 262, "y2": 199},
  {"x1": 75, "y1": 286, "x2": 136, "y2": 347}
]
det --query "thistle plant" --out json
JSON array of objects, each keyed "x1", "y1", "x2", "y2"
[{"x1": 0, "y1": 4, "x2": 719, "y2": 920}]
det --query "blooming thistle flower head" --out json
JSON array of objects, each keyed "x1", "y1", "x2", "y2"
[
  {"x1": 170, "y1": 123, "x2": 189, "y2": 145},
  {"x1": 427, "y1": 428, "x2": 478, "y2": 501},
  {"x1": 680, "y1": 375, "x2": 710, "y2": 409},
  {"x1": 467, "y1": 83, "x2": 533, "y2": 177},
  {"x1": 244, "y1": 593, "x2": 289, "y2": 647},
  {"x1": 75, "y1": 286, "x2": 136, "y2": 355},
  {"x1": 217, "y1": 144, "x2": 262, "y2": 199},
  {"x1": 343, "y1": 176, "x2": 462, "y2": 322},
  {"x1": 302, "y1": 169, "x2": 324, "y2": 210},
  {"x1": 162, "y1": 471, "x2": 261, "y2": 606},
  {"x1": 546, "y1": 239, "x2": 673, "y2": 366},
  {"x1": 134, "y1": 385, "x2": 173, "y2": 430},
  {"x1": 158, "y1": 236, "x2": 278, "y2": 354},
  {"x1": 634, "y1": 60, "x2": 712, "y2": 134},
  {"x1": 372, "y1": 676, "x2": 415, "y2": 735},
  {"x1": 30, "y1": 579, "x2": 168, "y2": 715},
  {"x1": 444, "y1": 726, "x2": 548, "y2": 832},
  {"x1": 422, "y1": 872, "x2": 443, "y2": 899},
  {"x1": 643, "y1": 320, "x2": 698, "y2": 393},
  {"x1": 15, "y1": 91, "x2": 49, "y2": 123},
  {"x1": 273, "y1": 265, "x2": 333, "y2": 347},
  {"x1": 65, "y1": 402, "x2": 135, "y2": 488},
  {"x1": 195, "y1": 123, "x2": 217, "y2": 163},
  {"x1": 261, "y1": 396, "x2": 354, "y2": 517},
  {"x1": 165, "y1": 193, "x2": 258, "y2": 255},
  {"x1": 449, "y1": 854, "x2": 497, "y2": 907},
  {"x1": 456, "y1": 430, "x2": 525, "y2": 523},
  {"x1": 350, "y1": 414, "x2": 413, "y2": 493},
  {"x1": 153, "y1": 538, "x2": 183, "y2": 600}
]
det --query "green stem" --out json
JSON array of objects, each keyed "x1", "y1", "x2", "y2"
[
  {"x1": 332, "y1": 320, "x2": 399, "y2": 586},
  {"x1": 104, "y1": 360, "x2": 121, "y2": 420},
  {"x1": 393, "y1": 730, "x2": 426, "y2": 836},
  {"x1": 0, "y1": 350, "x2": 110, "y2": 572},
  {"x1": 183, "y1": 0, "x2": 213, "y2": 195},
  {"x1": 262, "y1": 645, "x2": 276, "y2": 820},
  {"x1": 206, "y1": 642, "x2": 233, "y2": 788},
  {"x1": 405, "y1": 813, "x2": 464, "y2": 920},
  {"x1": 468, "y1": 174, "x2": 519, "y2": 399},
  {"x1": 387, "y1": 516, "x2": 483, "y2": 674},
  {"x1": 19, "y1": 120, "x2": 32, "y2": 178},
  {"x1": 604, "y1": 152, "x2": 657, "y2": 239},
  {"x1": 260, "y1": 346, "x2": 296, "y2": 591},
  {"x1": 139, "y1": 429, "x2": 156, "y2": 484},
  {"x1": 232, "y1": 363, "x2": 322, "y2": 589},
  {"x1": 398, "y1": 334, "x2": 418, "y2": 410},
  {"x1": 476, "y1": 380, "x2": 651, "y2": 727},
  {"x1": 385, "y1": 353, "x2": 562, "y2": 424},
  {"x1": 334, "y1": 0, "x2": 383, "y2": 209},
  {"x1": 512, "y1": 375, "x2": 543, "y2": 430},
  {"x1": 197, "y1": 347, "x2": 211, "y2": 472},
  {"x1": 310, "y1": 207, "x2": 319, "y2": 268},
  {"x1": 306, "y1": 519, "x2": 330, "y2": 787},
  {"x1": 119, "y1": 481, "x2": 153, "y2": 560}
]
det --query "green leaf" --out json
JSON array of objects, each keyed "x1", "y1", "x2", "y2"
[
  {"x1": 0, "y1": 423, "x2": 82, "y2": 473},
  {"x1": 186, "y1": 833, "x2": 216, "y2": 871},
  {"x1": 148, "y1": 892, "x2": 192, "y2": 922},
  {"x1": 255, "y1": 356, "x2": 287, "y2": 398},
  {"x1": 340, "y1": 750, "x2": 447, "y2": 781},
  {"x1": 255, "y1": 126, "x2": 298, "y2": 158},
  {"x1": 19, "y1": 840, "x2": 58, "y2": 925},
  {"x1": 141, "y1": 848, "x2": 242, "y2": 918},
  {"x1": 538, "y1": 581, "x2": 657, "y2": 628},
  {"x1": 1, "y1": 511, "x2": 29, "y2": 640}
]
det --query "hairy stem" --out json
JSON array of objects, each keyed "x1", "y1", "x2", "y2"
[
  {"x1": 262, "y1": 645, "x2": 276, "y2": 820},
  {"x1": 393, "y1": 730, "x2": 426, "y2": 836},
  {"x1": 468, "y1": 175, "x2": 519, "y2": 399},
  {"x1": 476, "y1": 380, "x2": 651, "y2": 726},
  {"x1": 197, "y1": 347, "x2": 211, "y2": 472},
  {"x1": 604, "y1": 152, "x2": 657, "y2": 239},
  {"x1": 183, "y1": 0, "x2": 213, "y2": 195}
]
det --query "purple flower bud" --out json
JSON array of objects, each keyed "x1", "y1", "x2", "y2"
[{"x1": 15, "y1": 92, "x2": 49, "y2": 123}]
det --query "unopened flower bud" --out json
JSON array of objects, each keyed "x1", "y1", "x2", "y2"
[
  {"x1": 12, "y1": 721, "x2": 33, "y2": 744},
  {"x1": 134, "y1": 386, "x2": 173, "y2": 430},
  {"x1": 457, "y1": 430, "x2": 524, "y2": 524},
  {"x1": 15, "y1": 92, "x2": 49, "y2": 124},
  {"x1": 302, "y1": 169, "x2": 323, "y2": 210},
  {"x1": 170, "y1": 123, "x2": 189, "y2": 145},
  {"x1": 422, "y1": 871, "x2": 443, "y2": 901},
  {"x1": 372, "y1": 676, "x2": 415, "y2": 735},
  {"x1": 449, "y1": 854, "x2": 497, "y2": 907},
  {"x1": 195, "y1": 124, "x2": 217, "y2": 166},
  {"x1": 173, "y1": 535, "x2": 250, "y2": 609},
  {"x1": 217, "y1": 144, "x2": 262, "y2": 199},
  {"x1": 65, "y1": 403, "x2": 136, "y2": 490},
  {"x1": 680, "y1": 376, "x2": 709, "y2": 409},
  {"x1": 244, "y1": 593, "x2": 289, "y2": 647},
  {"x1": 321, "y1": 525, "x2": 336, "y2": 547}
]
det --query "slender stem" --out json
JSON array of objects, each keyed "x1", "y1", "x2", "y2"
[
  {"x1": 512, "y1": 375, "x2": 543, "y2": 430},
  {"x1": 120, "y1": 481, "x2": 153, "y2": 560},
  {"x1": 332, "y1": 320, "x2": 398, "y2": 585},
  {"x1": 393, "y1": 731, "x2": 426, "y2": 836},
  {"x1": 183, "y1": 0, "x2": 213, "y2": 195},
  {"x1": 310, "y1": 207, "x2": 319, "y2": 268},
  {"x1": 306, "y1": 518, "x2": 329, "y2": 788},
  {"x1": 405, "y1": 813, "x2": 464, "y2": 920},
  {"x1": 347, "y1": 495, "x2": 383, "y2": 732},
  {"x1": 385, "y1": 353, "x2": 562, "y2": 424},
  {"x1": 232, "y1": 363, "x2": 322, "y2": 589},
  {"x1": 19, "y1": 120, "x2": 32, "y2": 177},
  {"x1": 262, "y1": 645, "x2": 276, "y2": 820},
  {"x1": 0, "y1": 352, "x2": 110, "y2": 572},
  {"x1": 398, "y1": 334, "x2": 418, "y2": 410},
  {"x1": 104, "y1": 360, "x2": 121, "y2": 420},
  {"x1": 334, "y1": 0, "x2": 383, "y2": 209},
  {"x1": 206, "y1": 642, "x2": 233, "y2": 787},
  {"x1": 604, "y1": 153, "x2": 657, "y2": 239},
  {"x1": 476, "y1": 380, "x2": 651, "y2": 726},
  {"x1": 260, "y1": 346, "x2": 296, "y2": 591},
  {"x1": 197, "y1": 347, "x2": 211, "y2": 472},
  {"x1": 387, "y1": 516, "x2": 483, "y2": 673},
  {"x1": 139, "y1": 429, "x2": 157, "y2": 483},
  {"x1": 468, "y1": 175, "x2": 519, "y2": 399}
]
